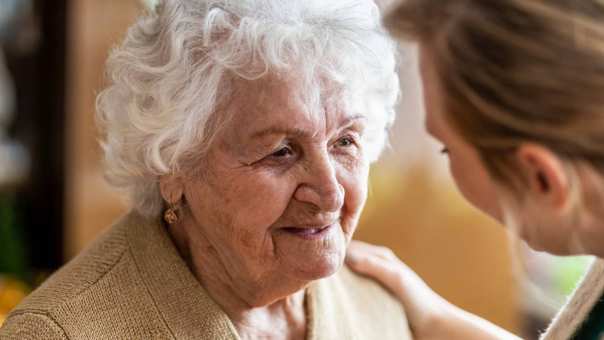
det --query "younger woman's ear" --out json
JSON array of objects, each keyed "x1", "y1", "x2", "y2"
[
  {"x1": 159, "y1": 174, "x2": 184, "y2": 204},
  {"x1": 515, "y1": 143, "x2": 569, "y2": 210}
]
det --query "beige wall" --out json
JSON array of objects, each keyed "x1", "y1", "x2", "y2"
[
  {"x1": 65, "y1": 1, "x2": 519, "y2": 334},
  {"x1": 65, "y1": 0, "x2": 138, "y2": 257}
]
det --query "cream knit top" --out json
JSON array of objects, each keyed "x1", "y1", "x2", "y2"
[{"x1": 541, "y1": 258, "x2": 604, "y2": 340}]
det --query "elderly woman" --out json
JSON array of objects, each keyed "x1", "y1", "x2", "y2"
[{"x1": 0, "y1": 0, "x2": 411, "y2": 339}]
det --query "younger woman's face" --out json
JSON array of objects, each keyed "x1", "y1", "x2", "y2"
[
  {"x1": 418, "y1": 46, "x2": 583, "y2": 255},
  {"x1": 419, "y1": 47, "x2": 502, "y2": 222}
]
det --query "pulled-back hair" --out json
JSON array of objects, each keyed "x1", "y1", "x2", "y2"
[{"x1": 385, "y1": 0, "x2": 604, "y2": 193}]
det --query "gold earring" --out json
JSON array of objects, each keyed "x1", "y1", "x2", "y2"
[{"x1": 163, "y1": 202, "x2": 179, "y2": 225}]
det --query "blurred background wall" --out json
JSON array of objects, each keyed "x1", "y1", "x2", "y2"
[
  {"x1": 0, "y1": 1, "x2": 592, "y2": 338},
  {"x1": 65, "y1": 0, "x2": 134, "y2": 259}
]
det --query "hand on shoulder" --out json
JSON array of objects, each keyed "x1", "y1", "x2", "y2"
[{"x1": 346, "y1": 240, "x2": 522, "y2": 340}]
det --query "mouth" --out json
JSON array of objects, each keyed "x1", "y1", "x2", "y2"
[{"x1": 280, "y1": 224, "x2": 334, "y2": 240}]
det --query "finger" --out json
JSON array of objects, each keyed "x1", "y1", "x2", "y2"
[
  {"x1": 347, "y1": 249, "x2": 401, "y2": 282},
  {"x1": 348, "y1": 240, "x2": 399, "y2": 262},
  {"x1": 347, "y1": 253, "x2": 411, "y2": 301},
  {"x1": 346, "y1": 242, "x2": 381, "y2": 268},
  {"x1": 347, "y1": 242, "x2": 423, "y2": 287}
]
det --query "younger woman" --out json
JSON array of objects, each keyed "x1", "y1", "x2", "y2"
[{"x1": 348, "y1": 1, "x2": 604, "y2": 339}]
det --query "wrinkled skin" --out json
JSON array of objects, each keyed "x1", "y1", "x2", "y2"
[{"x1": 163, "y1": 73, "x2": 372, "y2": 339}]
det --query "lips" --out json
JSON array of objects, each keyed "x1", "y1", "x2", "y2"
[
  {"x1": 280, "y1": 223, "x2": 335, "y2": 239},
  {"x1": 282, "y1": 226, "x2": 330, "y2": 236}
]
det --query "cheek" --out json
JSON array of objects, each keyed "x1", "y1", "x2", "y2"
[
  {"x1": 186, "y1": 170, "x2": 296, "y2": 243},
  {"x1": 338, "y1": 161, "x2": 370, "y2": 233},
  {"x1": 449, "y1": 154, "x2": 502, "y2": 221},
  {"x1": 228, "y1": 173, "x2": 294, "y2": 227}
]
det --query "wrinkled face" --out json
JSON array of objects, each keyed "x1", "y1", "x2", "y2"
[
  {"x1": 419, "y1": 47, "x2": 503, "y2": 221},
  {"x1": 182, "y1": 73, "x2": 370, "y2": 294}
]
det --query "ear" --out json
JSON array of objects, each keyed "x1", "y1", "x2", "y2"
[
  {"x1": 159, "y1": 174, "x2": 184, "y2": 204},
  {"x1": 515, "y1": 143, "x2": 570, "y2": 210}
]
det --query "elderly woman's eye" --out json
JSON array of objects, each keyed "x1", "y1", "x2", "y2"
[
  {"x1": 336, "y1": 136, "x2": 356, "y2": 148},
  {"x1": 271, "y1": 146, "x2": 294, "y2": 158}
]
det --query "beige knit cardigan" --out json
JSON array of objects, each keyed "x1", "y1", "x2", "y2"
[
  {"x1": 0, "y1": 212, "x2": 412, "y2": 340},
  {"x1": 540, "y1": 258, "x2": 604, "y2": 340}
]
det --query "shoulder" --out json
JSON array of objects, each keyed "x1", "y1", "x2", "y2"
[
  {"x1": 2, "y1": 213, "x2": 160, "y2": 338},
  {"x1": 329, "y1": 264, "x2": 404, "y2": 312},
  {"x1": 11, "y1": 216, "x2": 131, "y2": 315},
  {"x1": 541, "y1": 259, "x2": 604, "y2": 340},
  {"x1": 0, "y1": 312, "x2": 67, "y2": 340},
  {"x1": 319, "y1": 264, "x2": 412, "y2": 338}
]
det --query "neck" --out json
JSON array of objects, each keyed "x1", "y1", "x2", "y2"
[
  {"x1": 228, "y1": 291, "x2": 307, "y2": 340},
  {"x1": 167, "y1": 220, "x2": 308, "y2": 340}
]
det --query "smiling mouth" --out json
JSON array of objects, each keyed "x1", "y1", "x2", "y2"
[{"x1": 281, "y1": 225, "x2": 333, "y2": 239}]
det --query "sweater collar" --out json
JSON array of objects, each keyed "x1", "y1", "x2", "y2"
[
  {"x1": 124, "y1": 211, "x2": 347, "y2": 340},
  {"x1": 125, "y1": 212, "x2": 240, "y2": 339}
]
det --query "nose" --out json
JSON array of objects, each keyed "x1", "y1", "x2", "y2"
[{"x1": 294, "y1": 153, "x2": 344, "y2": 213}]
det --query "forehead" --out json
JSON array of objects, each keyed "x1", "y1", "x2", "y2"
[{"x1": 225, "y1": 72, "x2": 356, "y2": 136}]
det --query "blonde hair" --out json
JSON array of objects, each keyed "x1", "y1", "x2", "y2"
[
  {"x1": 97, "y1": 0, "x2": 399, "y2": 217},
  {"x1": 385, "y1": 0, "x2": 604, "y2": 199}
]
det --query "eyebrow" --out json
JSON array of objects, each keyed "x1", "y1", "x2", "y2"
[{"x1": 250, "y1": 114, "x2": 367, "y2": 139}]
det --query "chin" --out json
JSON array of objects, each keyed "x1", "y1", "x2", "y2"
[
  {"x1": 276, "y1": 223, "x2": 350, "y2": 281},
  {"x1": 523, "y1": 234, "x2": 573, "y2": 256},
  {"x1": 291, "y1": 252, "x2": 345, "y2": 281},
  {"x1": 246, "y1": 254, "x2": 344, "y2": 307},
  {"x1": 528, "y1": 242, "x2": 569, "y2": 256}
]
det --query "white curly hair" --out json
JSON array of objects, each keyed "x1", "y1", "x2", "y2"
[{"x1": 96, "y1": 0, "x2": 399, "y2": 217}]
